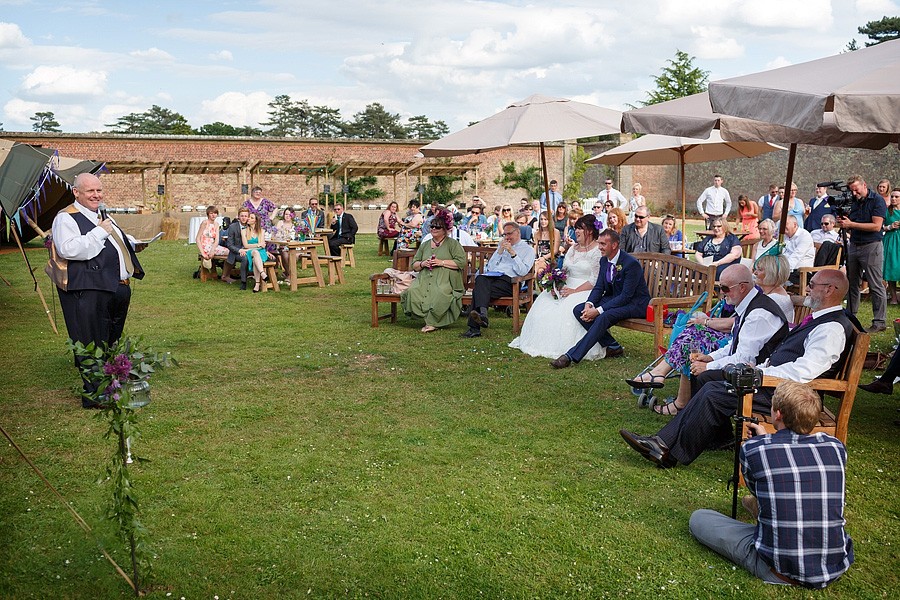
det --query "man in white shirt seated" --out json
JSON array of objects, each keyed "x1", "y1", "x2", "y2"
[
  {"x1": 783, "y1": 216, "x2": 815, "y2": 285},
  {"x1": 810, "y1": 214, "x2": 840, "y2": 247}
]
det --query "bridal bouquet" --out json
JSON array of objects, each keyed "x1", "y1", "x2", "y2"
[{"x1": 537, "y1": 265, "x2": 568, "y2": 300}]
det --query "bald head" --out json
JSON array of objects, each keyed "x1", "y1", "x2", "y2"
[
  {"x1": 720, "y1": 264, "x2": 754, "y2": 304},
  {"x1": 72, "y1": 173, "x2": 103, "y2": 211},
  {"x1": 805, "y1": 269, "x2": 848, "y2": 311}
]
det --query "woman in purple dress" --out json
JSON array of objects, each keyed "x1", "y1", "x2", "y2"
[{"x1": 242, "y1": 185, "x2": 277, "y2": 252}]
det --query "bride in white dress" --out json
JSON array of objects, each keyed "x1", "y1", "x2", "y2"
[{"x1": 510, "y1": 214, "x2": 606, "y2": 360}]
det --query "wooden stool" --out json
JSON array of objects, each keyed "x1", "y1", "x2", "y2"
[
  {"x1": 251, "y1": 261, "x2": 280, "y2": 292},
  {"x1": 321, "y1": 255, "x2": 345, "y2": 285},
  {"x1": 378, "y1": 238, "x2": 389, "y2": 256},
  {"x1": 341, "y1": 244, "x2": 356, "y2": 268}
]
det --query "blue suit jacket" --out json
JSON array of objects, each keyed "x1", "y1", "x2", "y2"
[{"x1": 587, "y1": 250, "x2": 650, "y2": 313}]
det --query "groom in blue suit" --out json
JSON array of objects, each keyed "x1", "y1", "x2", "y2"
[{"x1": 550, "y1": 229, "x2": 650, "y2": 367}]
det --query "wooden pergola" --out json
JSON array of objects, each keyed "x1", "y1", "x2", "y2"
[
  {"x1": 408, "y1": 162, "x2": 482, "y2": 205},
  {"x1": 334, "y1": 160, "x2": 415, "y2": 208}
]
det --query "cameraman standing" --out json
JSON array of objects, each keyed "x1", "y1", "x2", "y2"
[{"x1": 838, "y1": 175, "x2": 887, "y2": 333}]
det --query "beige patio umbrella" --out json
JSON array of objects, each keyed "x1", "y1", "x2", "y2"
[
  {"x1": 420, "y1": 94, "x2": 622, "y2": 247},
  {"x1": 585, "y1": 130, "x2": 785, "y2": 236},
  {"x1": 622, "y1": 91, "x2": 898, "y2": 240}
]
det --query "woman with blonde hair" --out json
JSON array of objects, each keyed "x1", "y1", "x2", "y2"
[
  {"x1": 629, "y1": 183, "x2": 646, "y2": 223},
  {"x1": 241, "y1": 212, "x2": 269, "y2": 293}
]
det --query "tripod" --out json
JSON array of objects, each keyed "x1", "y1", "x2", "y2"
[{"x1": 724, "y1": 370, "x2": 762, "y2": 519}]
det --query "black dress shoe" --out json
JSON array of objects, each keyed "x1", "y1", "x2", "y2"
[
  {"x1": 470, "y1": 309, "x2": 489, "y2": 328},
  {"x1": 619, "y1": 429, "x2": 677, "y2": 469},
  {"x1": 240, "y1": 282, "x2": 247, "y2": 290},
  {"x1": 606, "y1": 346, "x2": 624, "y2": 358},
  {"x1": 550, "y1": 355, "x2": 572, "y2": 369},
  {"x1": 460, "y1": 327, "x2": 481, "y2": 338},
  {"x1": 859, "y1": 378, "x2": 894, "y2": 395}
]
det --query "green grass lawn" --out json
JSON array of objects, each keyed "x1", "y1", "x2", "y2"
[{"x1": 1, "y1": 236, "x2": 897, "y2": 599}]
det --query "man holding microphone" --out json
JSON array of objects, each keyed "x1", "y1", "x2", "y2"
[{"x1": 462, "y1": 222, "x2": 535, "y2": 338}]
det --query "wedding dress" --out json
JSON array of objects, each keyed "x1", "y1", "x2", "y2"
[{"x1": 509, "y1": 243, "x2": 606, "y2": 360}]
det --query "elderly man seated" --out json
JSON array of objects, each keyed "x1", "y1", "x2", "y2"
[
  {"x1": 619, "y1": 206, "x2": 671, "y2": 254},
  {"x1": 462, "y1": 222, "x2": 535, "y2": 338},
  {"x1": 783, "y1": 216, "x2": 815, "y2": 285},
  {"x1": 619, "y1": 269, "x2": 859, "y2": 469},
  {"x1": 810, "y1": 214, "x2": 840, "y2": 247}
]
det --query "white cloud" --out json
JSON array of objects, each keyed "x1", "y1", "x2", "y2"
[
  {"x1": 129, "y1": 47, "x2": 175, "y2": 60},
  {"x1": 855, "y1": 0, "x2": 898, "y2": 13},
  {"x1": 765, "y1": 56, "x2": 793, "y2": 70},
  {"x1": 209, "y1": 49, "x2": 233, "y2": 61},
  {"x1": 3, "y1": 97, "x2": 41, "y2": 123},
  {"x1": 0, "y1": 21, "x2": 29, "y2": 48},
  {"x1": 738, "y1": 0, "x2": 833, "y2": 30},
  {"x1": 198, "y1": 91, "x2": 272, "y2": 127},
  {"x1": 20, "y1": 65, "x2": 108, "y2": 99},
  {"x1": 689, "y1": 26, "x2": 744, "y2": 60}
]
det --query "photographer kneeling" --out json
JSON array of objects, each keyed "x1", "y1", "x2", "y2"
[
  {"x1": 838, "y1": 175, "x2": 888, "y2": 333},
  {"x1": 689, "y1": 380, "x2": 854, "y2": 589}
]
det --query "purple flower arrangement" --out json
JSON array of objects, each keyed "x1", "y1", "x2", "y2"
[{"x1": 537, "y1": 265, "x2": 568, "y2": 299}]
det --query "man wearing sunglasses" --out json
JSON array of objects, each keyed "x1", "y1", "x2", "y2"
[
  {"x1": 620, "y1": 269, "x2": 859, "y2": 469},
  {"x1": 619, "y1": 207, "x2": 671, "y2": 254}
]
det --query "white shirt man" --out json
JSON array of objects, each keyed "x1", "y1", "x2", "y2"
[
  {"x1": 810, "y1": 215, "x2": 840, "y2": 246},
  {"x1": 597, "y1": 179, "x2": 628, "y2": 210},
  {"x1": 697, "y1": 175, "x2": 732, "y2": 228},
  {"x1": 784, "y1": 216, "x2": 815, "y2": 270}
]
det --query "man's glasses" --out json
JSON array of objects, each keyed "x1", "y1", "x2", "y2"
[
  {"x1": 807, "y1": 281, "x2": 833, "y2": 290},
  {"x1": 471, "y1": 211, "x2": 481, "y2": 215},
  {"x1": 719, "y1": 281, "x2": 749, "y2": 294},
  {"x1": 634, "y1": 215, "x2": 647, "y2": 220}
]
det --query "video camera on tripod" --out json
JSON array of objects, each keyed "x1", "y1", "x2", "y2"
[
  {"x1": 817, "y1": 180, "x2": 854, "y2": 219},
  {"x1": 724, "y1": 362, "x2": 764, "y2": 518}
]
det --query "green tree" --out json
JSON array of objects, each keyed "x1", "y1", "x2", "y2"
[
  {"x1": 563, "y1": 146, "x2": 592, "y2": 201},
  {"x1": 858, "y1": 16, "x2": 900, "y2": 46},
  {"x1": 309, "y1": 105, "x2": 344, "y2": 138},
  {"x1": 196, "y1": 122, "x2": 262, "y2": 136},
  {"x1": 639, "y1": 49, "x2": 709, "y2": 106},
  {"x1": 345, "y1": 102, "x2": 407, "y2": 139},
  {"x1": 422, "y1": 173, "x2": 463, "y2": 206},
  {"x1": 333, "y1": 175, "x2": 385, "y2": 202},
  {"x1": 106, "y1": 105, "x2": 193, "y2": 134},
  {"x1": 30, "y1": 111, "x2": 61, "y2": 132},
  {"x1": 493, "y1": 161, "x2": 543, "y2": 200},
  {"x1": 261, "y1": 94, "x2": 299, "y2": 136},
  {"x1": 406, "y1": 115, "x2": 450, "y2": 140}
]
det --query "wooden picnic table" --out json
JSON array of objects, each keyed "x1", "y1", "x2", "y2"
[{"x1": 270, "y1": 239, "x2": 326, "y2": 290}]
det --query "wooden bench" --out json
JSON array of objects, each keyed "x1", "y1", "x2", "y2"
[
  {"x1": 378, "y1": 237, "x2": 390, "y2": 256},
  {"x1": 370, "y1": 246, "x2": 535, "y2": 333},
  {"x1": 615, "y1": 252, "x2": 717, "y2": 352},
  {"x1": 320, "y1": 254, "x2": 345, "y2": 285},
  {"x1": 340, "y1": 244, "x2": 355, "y2": 268},
  {"x1": 249, "y1": 261, "x2": 280, "y2": 292},
  {"x1": 740, "y1": 326, "x2": 870, "y2": 445},
  {"x1": 198, "y1": 254, "x2": 228, "y2": 282}
]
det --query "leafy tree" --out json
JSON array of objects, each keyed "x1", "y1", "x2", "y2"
[
  {"x1": 345, "y1": 102, "x2": 407, "y2": 139},
  {"x1": 333, "y1": 175, "x2": 385, "y2": 202},
  {"x1": 106, "y1": 105, "x2": 193, "y2": 134},
  {"x1": 563, "y1": 146, "x2": 592, "y2": 201},
  {"x1": 261, "y1": 94, "x2": 299, "y2": 137},
  {"x1": 493, "y1": 161, "x2": 543, "y2": 200},
  {"x1": 858, "y1": 16, "x2": 900, "y2": 46},
  {"x1": 406, "y1": 115, "x2": 449, "y2": 140},
  {"x1": 196, "y1": 122, "x2": 262, "y2": 136},
  {"x1": 30, "y1": 111, "x2": 61, "y2": 132},
  {"x1": 308, "y1": 105, "x2": 345, "y2": 138},
  {"x1": 843, "y1": 38, "x2": 860, "y2": 53},
  {"x1": 639, "y1": 49, "x2": 709, "y2": 106},
  {"x1": 422, "y1": 173, "x2": 463, "y2": 206}
]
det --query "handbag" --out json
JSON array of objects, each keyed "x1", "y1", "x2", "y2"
[{"x1": 45, "y1": 241, "x2": 70, "y2": 290}]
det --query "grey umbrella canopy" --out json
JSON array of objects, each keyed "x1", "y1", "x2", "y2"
[
  {"x1": 586, "y1": 131, "x2": 784, "y2": 233},
  {"x1": 708, "y1": 38, "x2": 900, "y2": 134}
]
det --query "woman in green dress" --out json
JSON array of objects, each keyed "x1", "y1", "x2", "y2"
[
  {"x1": 883, "y1": 187, "x2": 900, "y2": 304},
  {"x1": 401, "y1": 209, "x2": 466, "y2": 332}
]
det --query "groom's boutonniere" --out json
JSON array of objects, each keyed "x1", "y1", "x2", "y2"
[{"x1": 615, "y1": 264, "x2": 623, "y2": 275}]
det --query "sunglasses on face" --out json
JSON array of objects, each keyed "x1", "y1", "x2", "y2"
[
  {"x1": 719, "y1": 281, "x2": 748, "y2": 294},
  {"x1": 634, "y1": 215, "x2": 647, "y2": 220},
  {"x1": 430, "y1": 223, "x2": 443, "y2": 229}
]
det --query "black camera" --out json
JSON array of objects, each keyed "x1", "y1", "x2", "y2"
[
  {"x1": 723, "y1": 363, "x2": 762, "y2": 396},
  {"x1": 817, "y1": 180, "x2": 854, "y2": 219}
]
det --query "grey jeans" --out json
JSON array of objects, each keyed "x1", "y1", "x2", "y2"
[
  {"x1": 689, "y1": 509, "x2": 789, "y2": 585},
  {"x1": 846, "y1": 240, "x2": 887, "y2": 326}
]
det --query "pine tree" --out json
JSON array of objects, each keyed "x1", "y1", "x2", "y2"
[
  {"x1": 641, "y1": 50, "x2": 709, "y2": 106},
  {"x1": 30, "y1": 111, "x2": 61, "y2": 132},
  {"x1": 858, "y1": 16, "x2": 900, "y2": 46}
]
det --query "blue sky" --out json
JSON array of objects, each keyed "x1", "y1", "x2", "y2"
[{"x1": 0, "y1": 0, "x2": 896, "y2": 134}]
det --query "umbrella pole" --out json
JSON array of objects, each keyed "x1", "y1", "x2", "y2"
[
  {"x1": 679, "y1": 150, "x2": 686, "y2": 243},
  {"x1": 9, "y1": 221, "x2": 58, "y2": 335},
  {"x1": 540, "y1": 142, "x2": 556, "y2": 257},
  {"x1": 777, "y1": 143, "x2": 798, "y2": 244}
]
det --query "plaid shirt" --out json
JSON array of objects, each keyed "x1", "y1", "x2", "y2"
[{"x1": 741, "y1": 428, "x2": 854, "y2": 588}]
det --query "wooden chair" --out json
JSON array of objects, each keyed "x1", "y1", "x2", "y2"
[
  {"x1": 340, "y1": 244, "x2": 356, "y2": 268},
  {"x1": 320, "y1": 255, "x2": 345, "y2": 285},
  {"x1": 392, "y1": 249, "x2": 416, "y2": 271},
  {"x1": 799, "y1": 244, "x2": 842, "y2": 295},
  {"x1": 740, "y1": 326, "x2": 870, "y2": 445},
  {"x1": 460, "y1": 245, "x2": 535, "y2": 334}
]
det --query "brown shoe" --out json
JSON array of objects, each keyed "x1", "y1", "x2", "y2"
[
  {"x1": 606, "y1": 346, "x2": 625, "y2": 358},
  {"x1": 859, "y1": 378, "x2": 894, "y2": 395},
  {"x1": 550, "y1": 355, "x2": 572, "y2": 369}
]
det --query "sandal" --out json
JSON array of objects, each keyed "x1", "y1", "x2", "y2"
[
  {"x1": 420, "y1": 325, "x2": 437, "y2": 333},
  {"x1": 653, "y1": 397, "x2": 681, "y2": 416},
  {"x1": 625, "y1": 374, "x2": 666, "y2": 389}
]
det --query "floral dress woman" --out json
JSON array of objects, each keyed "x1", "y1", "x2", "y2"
[{"x1": 242, "y1": 195, "x2": 277, "y2": 252}]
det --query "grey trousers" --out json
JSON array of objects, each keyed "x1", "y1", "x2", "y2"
[
  {"x1": 846, "y1": 240, "x2": 887, "y2": 326},
  {"x1": 689, "y1": 509, "x2": 788, "y2": 585}
]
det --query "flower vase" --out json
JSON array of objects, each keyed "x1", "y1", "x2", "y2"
[{"x1": 126, "y1": 378, "x2": 151, "y2": 409}]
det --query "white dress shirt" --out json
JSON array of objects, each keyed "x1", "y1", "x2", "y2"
[
  {"x1": 697, "y1": 185, "x2": 732, "y2": 216},
  {"x1": 51, "y1": 201, "x2": 135, "y2": 280},
  {"x1": 707, "y1": 288, "x2": 784, "y2": 369},
  {"x1": 784, "y1": 228, "x2": 815, "y2": 270},
  {"x1": 760, "y1": 305, "x2": 848, "y2": 383},
  {"x1": 810, "y1": 229, "x2": 839, "y2": 245},
  {"x1": 422, "y1": 227, "x2": 476, "y2": 247},
  {"x1": 598, "y1": 188, "x2": 628, "y2": 210}
]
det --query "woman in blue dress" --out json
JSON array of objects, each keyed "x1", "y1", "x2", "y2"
[
  {"x1": 241, "y1": 212, "x2": 269, "y2": 292},
  {"x1": 696, "y1": 218, "x2": 742, "y2": 279}
]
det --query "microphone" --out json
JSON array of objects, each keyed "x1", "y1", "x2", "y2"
[{"x1": 98, "y1": 203, "x2": 109, "y2": 221}]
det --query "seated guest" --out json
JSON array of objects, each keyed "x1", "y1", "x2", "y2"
[
  {"x1": 784, "y1": 216, "x2": 815, "y2": 271},
  {"x1": 553, "y1": 203, "x2": 568, "y2": 236},
  {"x1": 550, "y1": 229, "x2": 650, "y2": 367},
  {"x1": 620, "y1": 207, "x2": 671, "y2": 254},
  {"x1": 592, "y1": 202, "x2": 608, "y2": 230},
  {"x1": 462, "y1": 205, "x2": 487, "y2": 233},
  {"x1": 305, "y1": 197, "x2": 325, "y2": 230},
  {"x1": 461, "y1": 222, "x2": 536, "y2": 338},
  {"x1": 274, "y1": 207, "x2": 297, "y2": 240},
  {"x1": 241, "y1": 212, "x2": 269, "y2": 293},
  {"x1": 532, "y1": 212, "x2": 558, "y2": 274},
  {"x1": 753, "y1": 219, "x2": 778, "y2": 260},
  {"x1": 510, "y1": 214, "x2": 605, "y2": 359},
  {"x1": 606, "y1": 207, "x2": 626, "y2": 235},
  {"x1": 620, "y1": 269, "x2": 859, "y2": 469},
  {"x1": 559, "y1": 208, "x2": 583, "y2": 255},
  {"x1": 810, "y1": 214, "x2": 840, "y2": 246},
  {"x1": 401, "y1": 210, "x2": 467, "y2": 333},
  {"x1": 515, "y1": 213, "x2": 534, "y2": 243},
  {"x1": 328, "y1": 203, "x2": 358, "y2": 257},
  {"x1": 195, "y1": 205, "x2": 228, "y2": 265},
  {"x1": 628, "y1": 258, "x2": 792, "y2": 415},
  {"x1": 223, "y1": 208, "x2": 250, "y2": 288},
  {"x1": 422, "y1": 220, "x2": 476, "y2": 247},
  {"x1": 662, "y1": 214, "x2": 684, "y2": 256},
  {"x1": 378, "y1": 201, "x2": 402, "y2": 244},
  {"x1": 696, "y1": 218, "x2": 741, "y2": 279},
  {"x1": 690, "y1": 381, "x2": 853, "y2": 589},
  {"x1": 522, "y1": 204, "x2": 537, "y2": 228}
]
